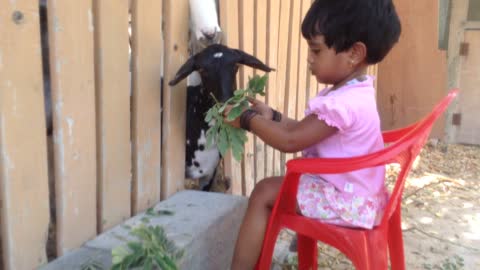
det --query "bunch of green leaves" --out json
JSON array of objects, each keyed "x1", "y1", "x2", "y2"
[
  {"x1": 111, "y1": 225, "x2": 184, "y2": 270},
  {"x1": 205, "y1": 74, "x2": 268, "y2": 161}
]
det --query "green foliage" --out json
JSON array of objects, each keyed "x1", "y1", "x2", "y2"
[
  {"x1": 80, "y1": 259, "x2": 105, "y2": 270},
  {"x1": 205, "y1": 74, "x2": 268, "y2": 161},
  {"x1": 111, "y1": 225, "x2": 184, "y2": 270},
  {"x1": 146, "y1": 207, "x2": 174, "y2": 217}
]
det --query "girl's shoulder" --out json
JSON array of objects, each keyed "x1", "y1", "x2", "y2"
[
  {"x1": 312, "y1": 76, "x2": 376, "y2": 107},
  {"x1": 306, "y1": 77, "x2": 378, "y2": 131}
]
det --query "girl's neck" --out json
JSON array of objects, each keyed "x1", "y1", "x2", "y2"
[{"x1": 330, "y1": 66, "x2": 368, "y2": 91}]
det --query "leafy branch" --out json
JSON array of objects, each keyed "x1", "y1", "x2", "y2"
[
  {"x1": 111, "y1": 225, "x2": 184, "y2": 270},
  {"x1": 205, "y1": 74, "x2": 268, "y2": 162}
]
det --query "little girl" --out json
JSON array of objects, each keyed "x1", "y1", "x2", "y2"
[{"x1": 225, "y1": 0, "x2": 401, "y2": 269}]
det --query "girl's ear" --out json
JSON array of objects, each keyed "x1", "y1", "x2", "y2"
[{"x1": 349, "y1": 41, "x2": 367, "y2": 65}]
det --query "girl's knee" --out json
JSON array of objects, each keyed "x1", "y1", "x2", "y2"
[{"x1": 249, "y1": 177, "x2": 282, "y2": 206}]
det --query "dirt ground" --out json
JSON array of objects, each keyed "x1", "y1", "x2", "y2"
[{"x1": 271, "y1": 141, "x2": 480, "y2": 269}]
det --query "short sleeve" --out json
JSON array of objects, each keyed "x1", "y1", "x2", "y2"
[{"x1": 305, "y1": 96, "x2": 354, "y2": 132}]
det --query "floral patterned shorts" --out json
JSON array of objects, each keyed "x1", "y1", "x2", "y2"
[{"x1": 296, "y1": 174, "x2": 388, "y2": 229}]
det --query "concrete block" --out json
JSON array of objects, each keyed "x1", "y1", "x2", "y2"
[{"x1": 38, "y1": 191, "x2": 248, "y2": 270}]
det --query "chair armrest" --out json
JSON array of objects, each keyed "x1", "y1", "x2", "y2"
[
  {"x1": 286, "y1": 153, "x2": 390, "y2": 175},
  {"x1": 382, "y1": 122, "x2": 419, "y2": 143}
]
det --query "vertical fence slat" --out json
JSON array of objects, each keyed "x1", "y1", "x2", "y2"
[
  {"x1": 254, "y1": 0, "x2": 268, "y2": 184},
  {"x1": 162, "y1": 0, "x2": 189, "y2": 199},
  {"x1": 240, "y1": 0, "x2": 256, "y2": 196},
  {"x1": 131, "y1": 0, "x2": 163, "y2": 209},
  {"x1": 265, "y1": 0, "x2": 281, "y2": 179},
  {"x1": 94, "y1": 0, "x2": 131, "y2": 232},
  {"x1": 47, "y1": 1, "x2": 97, "y2": 255},
  {"x1": 367, "y1": 64, "x2": 378, "y2": 90},
  {"x1": 219, "y1": 0, "x2": 243, "y2": 195},
  {"x1": 0, "y1": 2, "x2": 50, "y2": 268},
  {"x1": 274, "y1": 0, "x2": 292, "y2": 176},
  {"x1": 285, "y1": 0, "x2": 302, "y2": 163},
  {"x1": 294, "y1": 0, "x2": 312, "y2": 159}
]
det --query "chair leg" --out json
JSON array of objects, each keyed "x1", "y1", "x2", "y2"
[
  {"x1": 254, "y1": 224, "x2": 282, "y2": 270},
  {"x1": 297, "y1": 234, "x2": 317, "y2": 270},
  {"x1": 388, "y1": 208, "x2": 406, "y2": 270}
]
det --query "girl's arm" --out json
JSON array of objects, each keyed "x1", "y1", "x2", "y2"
[
  {"x1": 226, "y1": 112, "x2": 337, "y2": 153},
  {"x1": 248, "y1": 98, "x2": 298, "y2": 130},
  {"x1": 250, "y1": 115, "x2": 337, "y2": 153}
]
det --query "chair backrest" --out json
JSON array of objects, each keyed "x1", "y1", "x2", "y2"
[{"x1": 379, "y1": 89, "x2": 458, "y2": 225}]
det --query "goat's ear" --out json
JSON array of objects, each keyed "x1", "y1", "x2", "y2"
[
  {"x1": 236, "y1": 50, "x2": 275, "y2": 72},
  {"x1": 168, "y1": 57, "x2": 196, "y2": 86}
]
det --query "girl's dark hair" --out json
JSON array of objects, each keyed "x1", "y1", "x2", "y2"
[{"x1": 302, "y1": 0, "x2": 401, "y2": 64}]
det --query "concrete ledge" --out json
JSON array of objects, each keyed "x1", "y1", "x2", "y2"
[{"x1": 39, "y1": 190, "x2": 248, "y2": 270}]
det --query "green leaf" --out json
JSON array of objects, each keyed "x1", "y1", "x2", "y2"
[
  {"x1": 157, "y1": 209, "x2": 174, "y2": 216},
  {"x1": 145, "y1": 207, "x2": 155, "y2": 216},
  {"x1": 218, "y1": 102, "x2": 228, "y2": 113},
  {"x1": 226, "y1": 105, "x2": 244, "y2": 121},
  {"x1": 127, "y1": 242, "x2": 143, "y2": 253},
  {"x1": 234, "y1": 89, "x2": 245, "y2": 96},
  {"x1": 229, "y1": 126, "x2": 248, "y2": 144},
  {"x1": 204, "y1": 107, "x2": 216, "y2": 123},
  {"x1": 144, "y1": 258, "x2": 153, "y2": 270},
  {"x1": 112, "y1": 247, "x2": 129, "y2": 265},
  {"x1": 217, "y1": 127, "x2": 229, "y2": 156},
  {"x1": 232, "y1": 143, "x2": 244, "y2": 162}
]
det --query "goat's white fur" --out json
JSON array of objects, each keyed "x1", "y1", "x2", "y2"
[
  {"x1": 189, "y1": 0, "x2": 222, "y2": 45},
  {"x1": 185, "y1": 0, "x2": 222, "y2": 190}
]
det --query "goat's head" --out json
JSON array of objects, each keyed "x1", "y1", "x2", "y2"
[{"x1": 169, "y1": 44, "x2": 274, "y2": 102}]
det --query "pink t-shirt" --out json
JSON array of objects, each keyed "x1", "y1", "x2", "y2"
[{"x1": 302, "y1": 76, "x2": 386, "y2": 197}]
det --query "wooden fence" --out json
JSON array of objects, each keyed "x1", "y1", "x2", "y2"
[
  {"x1": 219, "y1": 0, "x2": 378, "y2": 196},
  {"x1": 0, "y1": 0, "x2": 189, "y2": 269},
  {"x1": 0, "y1": 0, "x2": 377, "y2": 269}
]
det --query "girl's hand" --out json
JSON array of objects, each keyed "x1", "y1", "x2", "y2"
[
  {"x1": 247, "y1": 97, "x2": 273, "y2": 119},
  {"x1": 223, "y1": 105, "x2": 243, "y2": 129}
]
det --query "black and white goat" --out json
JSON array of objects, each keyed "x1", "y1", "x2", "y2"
[{"x1": 169, "y1": 44, "x2": 273, "y2": 190}]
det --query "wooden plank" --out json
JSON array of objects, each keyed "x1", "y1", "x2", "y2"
[
  {"x1": 265, "y1": 0, "x2": 281, "y2": 178},
  {"x1": 377, "y1": 0, "x2": 447, "y2": 137},
  {"x1": 162, "y1": 0, "x2": 189, "y2": 199},
  {"x1": 47, "y1": 0, "x2": 97, "y2": 255},
  {"x1": 240, "y1": 0, "x2": 256, "y2": 196},
  {"x1": 254, "y1": 0, "x2": 268, "y2": 183},
  {"x1": 284, "y1": 0, "x2": 302, "y2": 163},
  {"x1": 367, "y1": 64, "x2": 378, "y2": 90},
  {"x1": 274, "y1": 0, "x2": 292, "y2": 176},
  {"x1": 0, "y1": 2, "x2": 50, "y2": 268},
  {"x1": 294, "y1": 0, "x2": 312, "y2": 159},
  {"x1": 131, "y1": 0, "x2": 163, "y2": 207},
  {"x1": 219, "y1": 0, "x2": 243, "y2": 195},
  {"x1": 93, "y1": 0, "x2": 131, "y2": 232}
]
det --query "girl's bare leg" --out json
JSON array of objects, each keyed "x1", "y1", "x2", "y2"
[{"x1": 231, "y1": 176, "x2": 283, "y2": 270}]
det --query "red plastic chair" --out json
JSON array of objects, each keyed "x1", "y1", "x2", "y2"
[{"x1": 255, "y1": 90, "x2": 459, "y2": 270}]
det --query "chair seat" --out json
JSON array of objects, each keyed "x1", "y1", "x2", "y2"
[{"x1": 279, "y1": 213, "x2": 391, "y2": 269}]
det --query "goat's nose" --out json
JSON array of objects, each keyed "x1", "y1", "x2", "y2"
[{"x1": 202, "y1": 30, "x2": 217, "y2": 41}]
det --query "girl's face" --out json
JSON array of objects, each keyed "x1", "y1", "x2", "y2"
[{"x1": 307, "y1": 35, "x2": 353, "y2": 85}]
